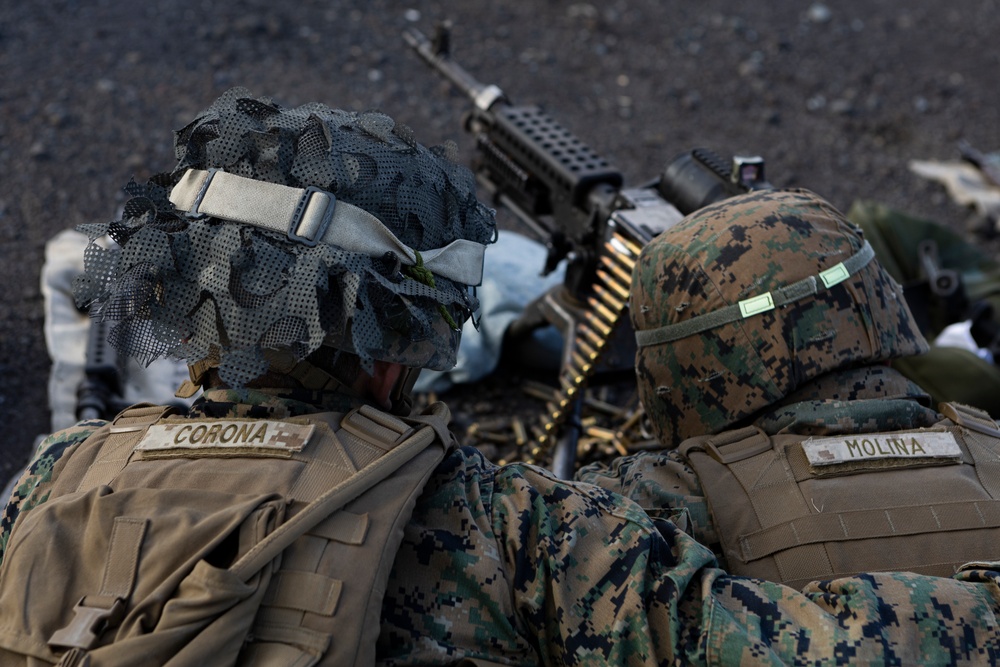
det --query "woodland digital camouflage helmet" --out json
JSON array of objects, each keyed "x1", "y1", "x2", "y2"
[
  {"x1": 73, "y1": 88, "x2": 496, "y2": 387},
  {"x1": 630, "y1": 189, "x2": 928, "y2": 447}
]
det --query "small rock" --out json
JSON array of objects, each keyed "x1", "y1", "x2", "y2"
[
  {"x1": 681, "y1": 90, "x2": 702, "y2": 111},
  {"x1": 807, "y1": 4, "x2": 832, "y2": 24},
  {"x1": 567, "y1": 4, "x2": 598, "y2": 20},
  {"x1": 29, "y1": 141, "x2": 48, "y2": 159},
  {"x1": 806, "y1": 95, "x2": 827, "y2": 112},
  {"x1": 125, "y1": 153, "x2": 145, "y2": 170},
  {"x1": 830, "y1": 99, "x2": 854, "y2": 115},
  {"x1": 617, "y1": 95, "x2": 633, "y2": 117},
  {"x1": 738, "y1": 52, "x2": 764, "y2": 77},
  {"x1": 44, "y1": 103, "x2": 69, "y2": 127}
]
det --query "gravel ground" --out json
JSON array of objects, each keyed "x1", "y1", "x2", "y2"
[{"x1": 2, "y1": 0, "x2": 999, "y2": 480}]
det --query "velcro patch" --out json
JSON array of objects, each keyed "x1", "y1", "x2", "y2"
[
  {"x1": 802, "y1": 431, "x2": 962, "y2": 467},
  {"x1": 136, "y1": 420, "x2": 314, "y2": 459}
]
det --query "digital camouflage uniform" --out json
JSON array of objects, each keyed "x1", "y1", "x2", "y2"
[
  {"x1": 579, "y1": 187, "x2": 1000, "y2": 588},
  {"x1": 4, "y1": 388, "x2": 1000, "y2": 665},
  {"x1": 577, "y1": 364, "x2": 942, "y2": 560},
  {"x1": 6, "y1": 93, "x2": 1000, "y2": 665}
]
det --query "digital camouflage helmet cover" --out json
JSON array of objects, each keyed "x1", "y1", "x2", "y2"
[
  {"x1": 73, "y1": 88, "x2": 496, "y2": 388},
  {"x1": 630, "y1": 189, "x2": 928, "y2": 447}
]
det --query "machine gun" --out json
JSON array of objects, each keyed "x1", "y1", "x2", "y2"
[
  {"x1": 76, "y1": 314, "x2": 129, "y2": 421},
  {"x1": 405, "y1": 23, "x2": 771, "y2": 477}
]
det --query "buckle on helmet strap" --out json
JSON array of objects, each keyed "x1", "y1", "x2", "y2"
[
  {"x1": 170, "y1": 167, "x2": 219, "y2": 219},
  {"x1": 288, "y1": 186, "x2": 336, "y2": 247}
]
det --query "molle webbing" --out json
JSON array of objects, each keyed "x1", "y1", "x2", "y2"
[
  {"x1": 681, "y1": 403, "x2": 1000, "y2": 589},
  {"x1": 740, "y1": 499, "x2": 1000, "y2": 562},
  {"x1": 6, "y1": 401, "x2": 452, "y2": 667},
  {"x1": 238, "y1": 404, "x2": 451, "y2": 667},
  {"x1": 940, "y1": 402, "x2": 1000, "y2": 498},
  {"x1": 48, "y1": 404, "x2": 181, "y2": 495}
]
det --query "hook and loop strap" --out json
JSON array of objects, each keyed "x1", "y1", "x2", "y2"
[{"x1": 635, "y1": 240, "x2": 875, "y2": 348}]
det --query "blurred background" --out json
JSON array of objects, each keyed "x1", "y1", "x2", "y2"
[{"x1": 1, "y1": 0, "x2": 998, "y2": 480}]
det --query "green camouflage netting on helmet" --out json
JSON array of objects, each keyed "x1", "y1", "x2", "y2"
[
  {"x1": 630, "y1": 188, "x2": 928, "y2": 448},
  {"x1": 72, "y1": 87, "x2": 496, "y2": 387}
]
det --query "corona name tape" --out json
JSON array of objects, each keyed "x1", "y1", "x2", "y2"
[{"x1": 136, "y1": 420, "x2": 314, "y2": 459}]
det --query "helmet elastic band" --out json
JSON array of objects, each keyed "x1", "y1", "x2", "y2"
[
  {"x1": 169, "y1": 168, "x2": 487, "y2": 285},
  {"x1": 635, "y1": 240, "x2": 875, "y2": 347}
]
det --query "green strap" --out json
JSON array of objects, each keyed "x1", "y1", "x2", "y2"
[
  {"x1": 404, "y1": 250, "x2": 460, "y2": 330},
  {"x1": 635, "y1": 240, "x2": 875, "y2": 347}
]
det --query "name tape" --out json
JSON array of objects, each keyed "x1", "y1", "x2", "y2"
[
  {"x1": 136, "y1": 420, "x2": 314, "y2": 457},
  {"x1": 802, "y1": 431, "x2": 962, "y2": 467}
]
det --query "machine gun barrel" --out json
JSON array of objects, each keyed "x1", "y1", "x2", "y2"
[
  {"x1": 403, "y1": 24, "x2": 506, "y2": 113},
  {"x1": 405, "y1": 24, "x2": 625, "y2": 282}
]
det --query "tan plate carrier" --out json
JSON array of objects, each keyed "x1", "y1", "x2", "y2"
[
  {"x1": 681, "y1": 402, "x2": 1000, "y2": 590},
  {"x1": 0, "y1": 401, "x2": 454, "y2": 667}
]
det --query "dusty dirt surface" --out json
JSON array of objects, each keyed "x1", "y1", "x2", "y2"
[{"x1": 2, "y1": 0, "x2": 999, "y2": 480}]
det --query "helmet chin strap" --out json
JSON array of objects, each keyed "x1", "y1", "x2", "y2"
[
  {"x1": 308, "y1": 347, "x2": 419, "y2": 414},
  {"x1": 177, "y1": 345, "x2": 421, "y2": 416},
  {"x1": 388, "y1": 366, "x2": 422, "y2": 416}
]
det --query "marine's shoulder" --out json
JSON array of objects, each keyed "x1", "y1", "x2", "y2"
[
  {"x1": 1, "y1": 418, "x2": 108, "y2": 564},
  {"x1": 12, "y1": 419, "x2": 106, "y2": 486}
]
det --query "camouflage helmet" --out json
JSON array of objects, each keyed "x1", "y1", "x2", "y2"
[
  {"x1": 73, "y1": 88, "x2": 496, "y2": 387},
  {"x1": 630, "y1": 188, "x2": 928, "y2": 447}
]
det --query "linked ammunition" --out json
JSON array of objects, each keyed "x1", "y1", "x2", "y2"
[
  {"x1": 523, "y1": 380, "x2": 558, "y2": 402},
  {"x1": 512, "y1": 416, "x2": 527, "y2": 446}
]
